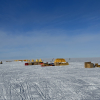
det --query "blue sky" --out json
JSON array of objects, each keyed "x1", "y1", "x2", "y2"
[{"x1": 0, "y1": 0, "x2": 100, "y2": 60}]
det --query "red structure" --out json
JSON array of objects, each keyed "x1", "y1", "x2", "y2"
[{"x1": 25, "y1": 63, "x2": 28, "y2": 65}]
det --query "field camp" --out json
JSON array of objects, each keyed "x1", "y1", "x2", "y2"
[
  {"x1": 0, "y1": 0, "x2": 100, "y2": 99},
  {"x1": 0, "y1": 57, "x2": 100, "y2": 99},
  {"x1": 1, "y1": 58, "x2": 100, "y2": 68}
]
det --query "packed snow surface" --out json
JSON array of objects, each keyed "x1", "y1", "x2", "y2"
[{"x1": 0, "y1": 59, "x2": 100, "y2": 100}]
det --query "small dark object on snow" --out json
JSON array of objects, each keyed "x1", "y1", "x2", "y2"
[{"x1": 0, "y1": 61, "x2": 2, "y2": 64}]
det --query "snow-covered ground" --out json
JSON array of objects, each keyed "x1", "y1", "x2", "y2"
[{"x1": 0, "y1": 58, "x2": 100, "y2": 100}]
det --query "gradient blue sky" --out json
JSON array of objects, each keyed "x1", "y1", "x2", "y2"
[{"x1": 0, "y1": 0, "x2": 100, "y2": 60}]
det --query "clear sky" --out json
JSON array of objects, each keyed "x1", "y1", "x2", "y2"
[{"x1": 0, "y1": 0, "x2": 100, "y2": 60}]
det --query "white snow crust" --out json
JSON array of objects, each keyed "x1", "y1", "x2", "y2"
[{"x1": 0, "y1": 58, "x2": 100, "y2": 100}]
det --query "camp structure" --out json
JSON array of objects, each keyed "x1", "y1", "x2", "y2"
[
  {"x1": 54, "y1": 58, "x2": 69, "y2": 66},
  {"x1": 31, "y1": 59, "x2": 40, "y2": 65},
  {"x1": 25, "y1": 59, "x2": 28, "y2": 62},
  {"x1": 19, "y1": 60, "x2": 23, "y2": 61},
  {"x1": 24, "y1": 59, "x2": 30, "y2": 62},
  {"x1": 36, "y1": 59, "x2": 39, "y2": 62},
  {"x1": 31, "y1": 59, "x2": 34, "y2": 62},
  {"x1": 34, "y1": 59, "x2": 43, "y2": 65},
  {"x1": 95, "y1": 63, "x2": 100, "y2": 67},
  {"x1": 41, "y1": 62, "x2": 55, "y2": 67},
  {"x1": 14, "y1": 60, "x2": 24, "y2": 62},
  {"x1": 25, "y1": 59, "x2": 43, "y2": 66},
  {"x1": 14, "y1": 60, "x2": 18, "y2": 62},
  {"x1": 41, "y1": 63, "x2": 49, "y2": 67},
  {"x1": 84, "y1": 62, "x2": 94, "y2": 68},
  {"x1": 39, "y1": 59, "x2": 43, "y2": 63},
  {"x1": 25, "y1": 63, "x2": 28, "y2": 65},
  {"x1": 23, "y1": 60, "x2": 28, "y2": 62},
  {"x1": 39, "y1": 59, "x2": 43, "y2": 65},
  {"x1": 25, "y1": 62, "x2": 34, "y2": 66},
  {"x1": 33, "y1": 59, "x2": 39, "y2": 65},
  {"x1": 28, "y1": 60, "x2": 30, "y2": 62},
  {"x1": 0, "y1": 61, "x2": 2, "y2": 64},
  {"x1": 6, "y1": 61, "x2": 12, "y2": 62},
  {"x1": 28, "y1": 62, "x2": 34, "y2": 65}
]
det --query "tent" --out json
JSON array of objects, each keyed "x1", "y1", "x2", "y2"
[
  {"x1": 31, "y1": 59, "x2": 34, "y2": 62},
  {"x1": 54, "y1": 58, "x2": 69, "y2": 66},
  {"x1": 36, "y1": 59, "x2": 39, "y2": 62},
  {"x1": 54, "y1": 58, "x2": 66, "y2": 63},
  {"x1": 39, "y1": 59, "x2": 43, "y2": 62}
]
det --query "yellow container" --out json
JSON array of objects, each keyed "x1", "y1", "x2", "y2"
[
  {"x1": 87, "y1": 63, "x2": 94, "y2": 68},
  {"x1": 84, "y1": 62, "x2": 91, "y2": 68},
  {"x1": 84, "y1": 62, "x2": 94, "y2": 68}
]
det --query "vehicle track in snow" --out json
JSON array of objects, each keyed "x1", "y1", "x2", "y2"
[{"x1": 1, "y1": 62, "x2": 100, "y2": 100}]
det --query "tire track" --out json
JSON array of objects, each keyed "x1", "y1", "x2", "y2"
[{"x1": 38, "y1": 78, "x2": 66, "y2": 100}]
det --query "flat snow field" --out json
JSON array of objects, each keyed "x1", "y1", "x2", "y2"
[{"x1": 0, "y1": 61, "x2": 100, "y2": 100}]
